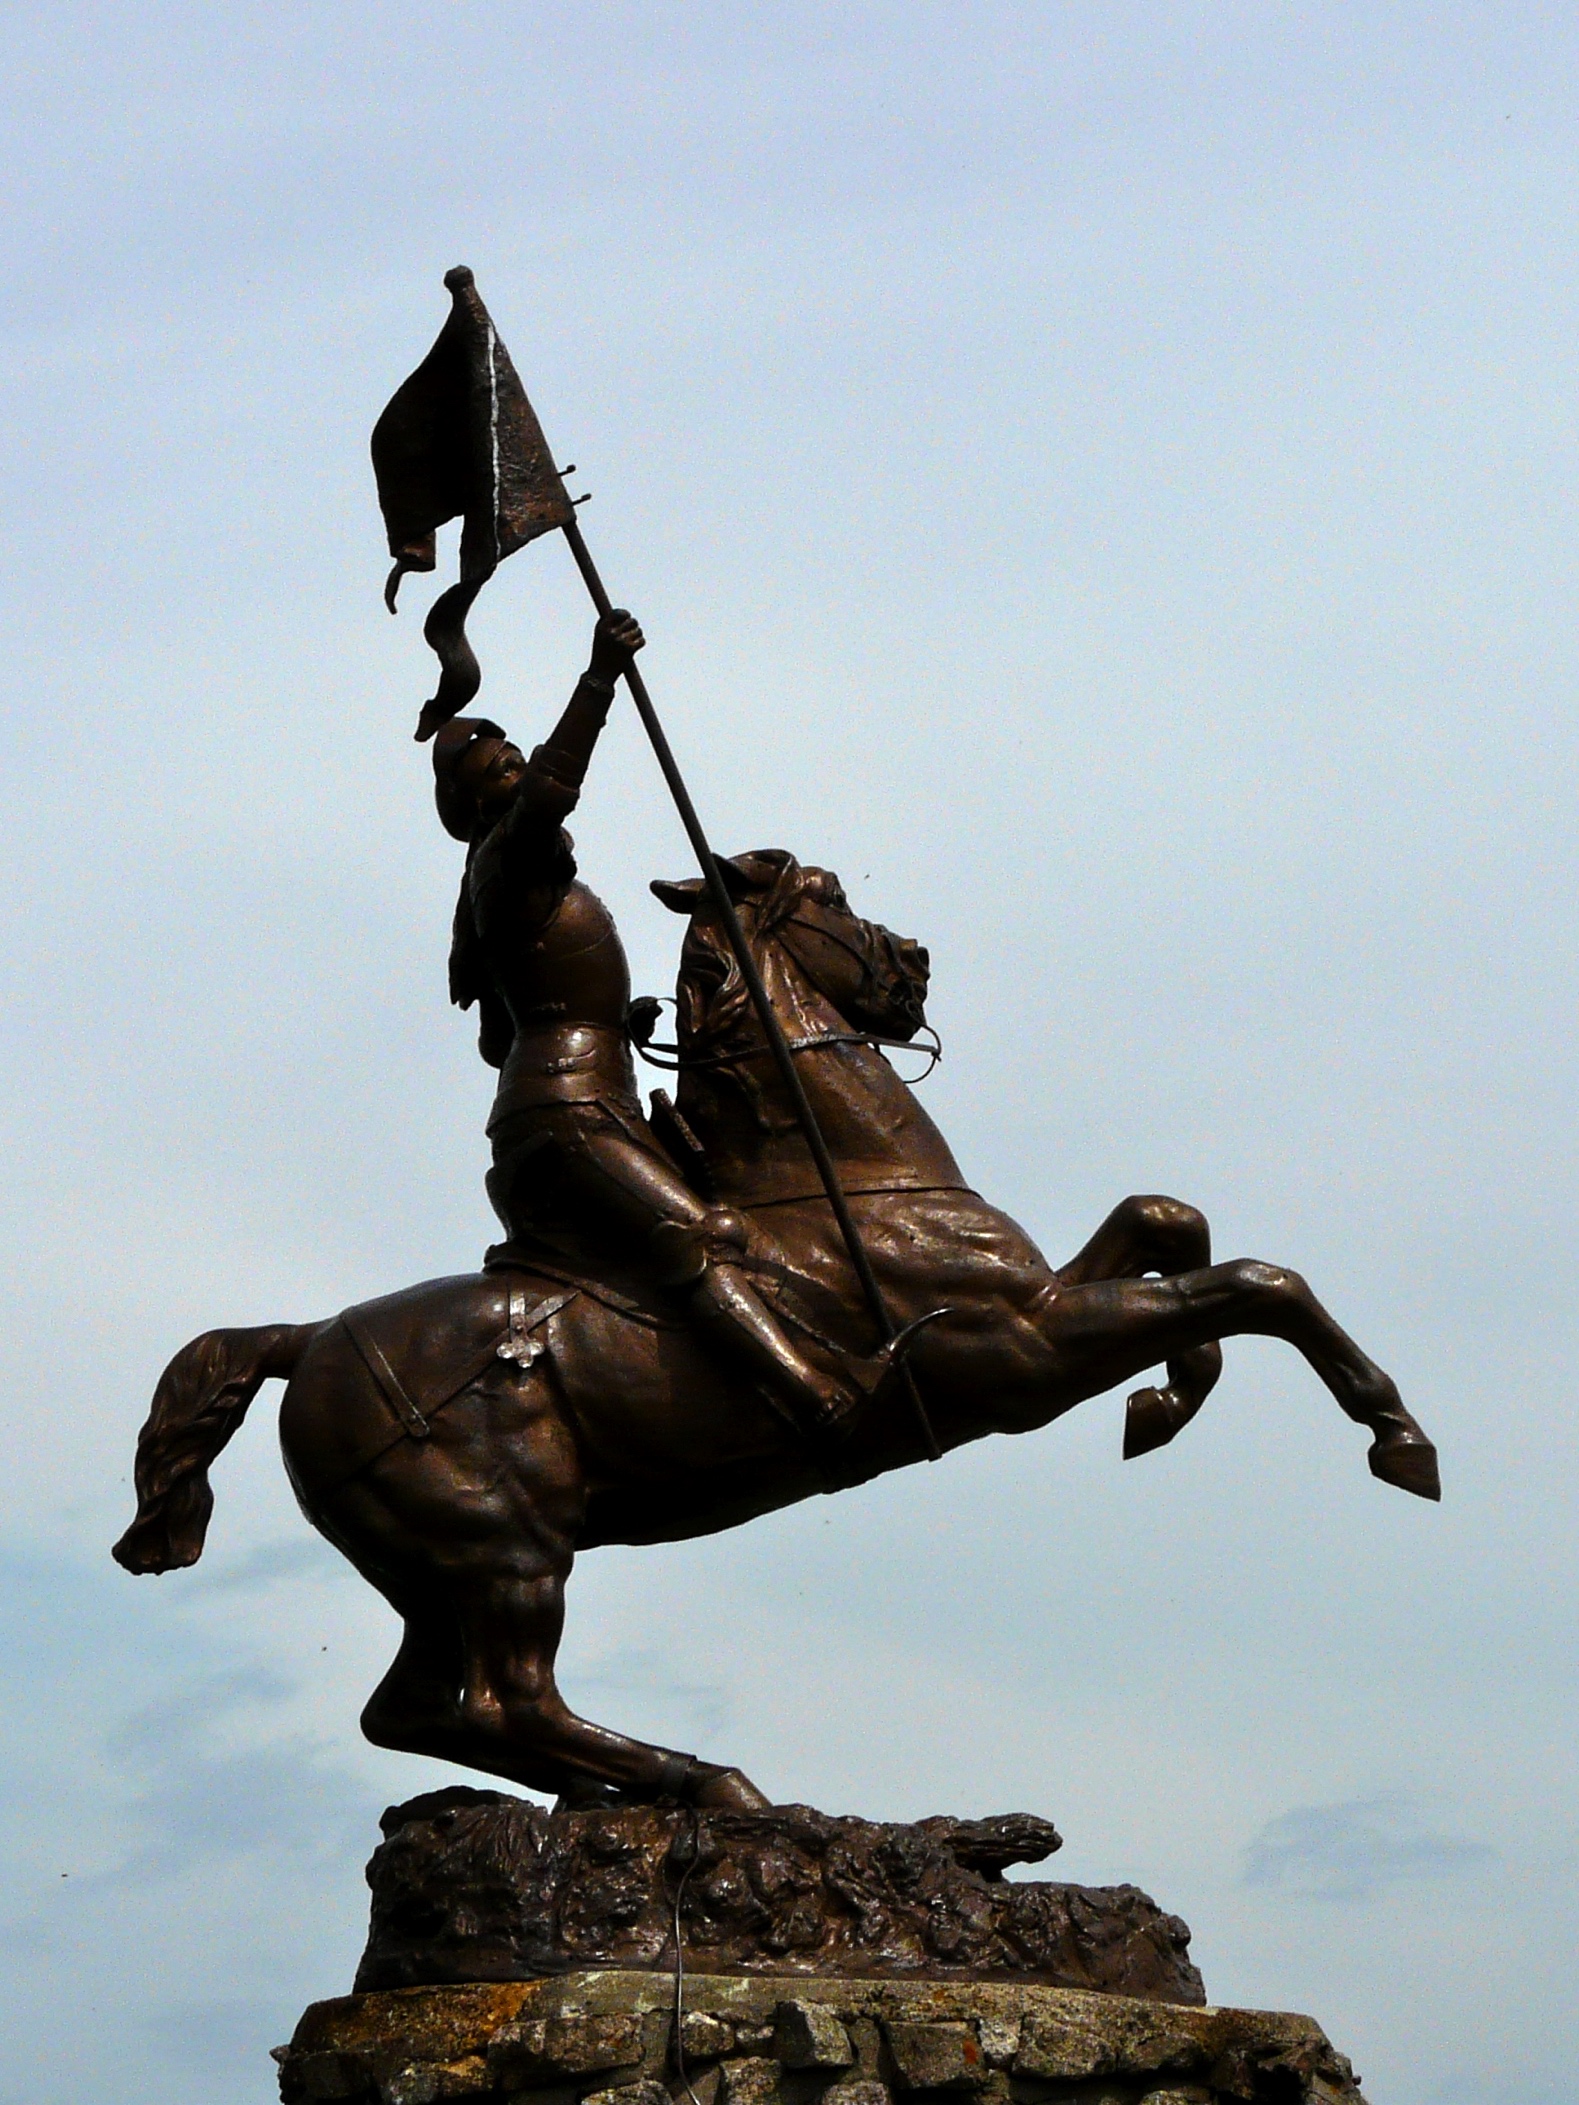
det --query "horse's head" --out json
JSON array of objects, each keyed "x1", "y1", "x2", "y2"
[{"x1": 653, "y1": 849, "x2": 931, "y2": 1052}]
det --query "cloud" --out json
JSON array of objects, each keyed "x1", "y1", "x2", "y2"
[
  {"x1": 1243, "y1": 1795, "x2": 1494, "y2": 1904},
  {"x1": 192, "y1": 1536, "x2": 338, "y2": 1593},
  {"x1": 0, "y1": 1665, "x2": 373, "y2": 1958},
  {"x1": 564, "y1": 1645, "x2": 733, "y2": 1747},
  {"x1": 0, "y1": 1547, "x2": 382, "y2": 2104},
  {"x1": 100, "y1": 1669, "x2": 373, "y2": 1883}
]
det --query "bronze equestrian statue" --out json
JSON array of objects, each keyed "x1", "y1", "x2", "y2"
[{"x1": 113, "y1": 609, "x2": 1440, "y2": 1815}]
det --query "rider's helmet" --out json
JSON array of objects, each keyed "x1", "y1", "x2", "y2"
[{"x1": 432, "y1": 716, "x2": 508, "y2": 841}]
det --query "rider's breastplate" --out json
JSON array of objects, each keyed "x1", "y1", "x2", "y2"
[
  {"x1": 491, "y1": 881, "x2": 631, "y2": 1031},
  {"x1": 484, "y1": 881, "x2": 637, "y2": 1124}
]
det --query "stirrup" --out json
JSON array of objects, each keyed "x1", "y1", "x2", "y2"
[
  {"x1": 805, "y1": 1306, "x2": 953, "y2": 1446},
  {"x1": 854, "y1": 1306, "x2": 954, "y2": 1396}
]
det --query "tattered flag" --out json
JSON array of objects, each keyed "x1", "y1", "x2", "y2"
[{"x1": 372, "y1": 265, "x2": 575, "y2": 740}]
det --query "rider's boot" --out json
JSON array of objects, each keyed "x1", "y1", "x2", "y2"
[{"x1": 648, "y1": 1209, "x2": 863, "y2": 1440}]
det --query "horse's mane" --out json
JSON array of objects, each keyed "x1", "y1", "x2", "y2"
[{"x1": 675, "y1": 849, "x2": 814, "y2": 1052}]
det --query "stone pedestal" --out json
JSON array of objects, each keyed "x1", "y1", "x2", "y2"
[
  {"x1": 275, "y1": 1968, "x2": 1367, "y2": 2105},
  {"x1": 273, "y1": 1799, "x2": 1366, "y2": 2105}
]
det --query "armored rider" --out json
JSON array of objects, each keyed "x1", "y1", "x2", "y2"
[{"x1": 435, "y1": 609, "x2": 857, "y2": 1439}]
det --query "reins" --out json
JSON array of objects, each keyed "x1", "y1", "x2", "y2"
[{"x1": 631, "y1": 1007, "x2": 942, "y2": 1083}]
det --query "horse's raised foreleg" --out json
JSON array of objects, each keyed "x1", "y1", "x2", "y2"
[
  {"x1": 1042, "y1": 1258, "x2": 1439, "y2": 1499},
  {"x1": 1056, "y1": 1194, "x2": 1223, "y2": 1458}
]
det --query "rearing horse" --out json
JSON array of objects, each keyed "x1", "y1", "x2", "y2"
[{"x1": 114, "y1": 849, "x2": 1438, "y2": 1811}]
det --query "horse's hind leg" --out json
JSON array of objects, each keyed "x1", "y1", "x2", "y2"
[
  {"x1": 360, "y1": 1599, "x2": 468, "y2": 1764},
  {"x1": 448, "y1": 1557, "x2": 770, "y2": 1810},
  {"x1": 320, "y1": 1354, "x2": 773, "y2": 1808},
  {"x1": 359, "y1": 1553, "x2": 771, "y2": 1808},
  {"x1": 1042, "y1": 1259, "x2": 1440, "y2": 1499},
  {"x1": 1057, "y1": 1194, "x2": 1224, "y2": 1457}
]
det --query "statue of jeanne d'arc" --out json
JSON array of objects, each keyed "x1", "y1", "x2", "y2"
[{"x1": 110, "y1": 267, "x2": 1438, "y2": 1816}]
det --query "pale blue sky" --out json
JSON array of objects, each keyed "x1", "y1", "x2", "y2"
[{"x1": 2, "y1": 8, "x2": 1576, "y2": 2103}]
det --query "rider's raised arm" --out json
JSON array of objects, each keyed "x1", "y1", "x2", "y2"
[
  {"x1": 524, "y1": 608, "x2": 644, "y2": 809},
  {"x1": 470, "y1": 610, "x2": 646, "y2": 924}
]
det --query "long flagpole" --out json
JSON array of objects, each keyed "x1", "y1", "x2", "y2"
[{"x1": 559, "y1": 515, "x2": 941, "y2": 1461}]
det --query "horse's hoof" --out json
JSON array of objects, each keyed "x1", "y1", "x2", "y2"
[
  {"x1": 687, "y1": 1762, "x2": 773, "y2": 1811},
  {"x1": 1368, "y1": 1427, "x2": 1441, "y2": 1501},
  {"x1": 1123, "y1": 1385, "x2": 1189, "y2": 1459}
]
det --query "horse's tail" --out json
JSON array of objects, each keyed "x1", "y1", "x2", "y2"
[{"x1": 112, "y1": 1323, "x2": 321, "y2": 1576}]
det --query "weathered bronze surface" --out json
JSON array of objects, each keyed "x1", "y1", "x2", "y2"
[
  {"x1": 275, "y1": 1968, "x2": 1369, "y2": 2105},
  {"x1": 352, "y1": 1794, "x2": 1201, "y2": 2003},
  {"x1": 114, "y1": 270, "x2": 1441, "y2": 1819}
]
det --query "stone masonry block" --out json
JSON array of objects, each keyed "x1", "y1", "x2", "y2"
[
  {"x1": 489, "y1": 2015, "x2": 646, "y2": 2087},
  {"x1": 774, "y1": 2001, "x2": 856, "y2": 2070},
  {"x1": 720, "y1": 2056, "x2": 783, "y2": 2105},
  {"x1": 297, "y1": 2050, "x2": 375, "y2": 2100},
  {"x1": 380, "y1": 2071, "x2": 438, "y2": 2105},
  {"x1": 581, "y1": 2083, "x2": 670, "y2": 2105},
  {"x1": 680, "y1": 2012, "x2": 737, "y2": 2062},
  {"x1": 882, "y1": 2022, "x2": 987, "y2": 2091},
  {"x1": 672, "y1": 2067, "x2": 723, "y2": 2105},
  {"x1": 380, "y1": 2058, "x2": 491, "y2": 2104},
  {"x1": 280, "y1": 1968, "x2": 1367, "y2": 2105},
  {"x1": 639, "y1": 2009, "x2": 677, "y2": 2073},
  {"x1": 975, "y1": 2019, "x2": 1020, "y2": 2070},
  {"x1": 843, "y1": 2019, "x2": 884, "y2": 2081},
  {"x1": 1014, "y1": 2004, "x2": 1203, "y2": 2087}
]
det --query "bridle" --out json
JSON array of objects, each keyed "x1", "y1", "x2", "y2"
[{"x1": 631, "y1": 909, "x2": 942, "y2": 1082}]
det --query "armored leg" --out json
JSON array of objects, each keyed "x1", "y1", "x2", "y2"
[
  {"x1": 490, "y1": 1105, "x2": 860, "y2": 1437},
  {"x1": 648, "y1": 1209, "x2": 859, "y2": 1437}
]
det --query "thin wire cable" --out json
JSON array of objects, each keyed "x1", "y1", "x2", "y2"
[{"x1": 670, "y1": 1810, "x2": 705, "y2": 2105}]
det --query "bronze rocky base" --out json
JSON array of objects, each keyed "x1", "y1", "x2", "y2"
[
  {"x1": 355, "y1": 1793, "x2": 1200, "y2": 2004},
  {"x1": 276, "y1": 1967, "x2": 1368, "y2": 2105}
]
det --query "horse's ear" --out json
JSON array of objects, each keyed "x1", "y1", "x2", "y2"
[
  {"x1": 651, "y1": 877, "x2": 707, "y2": 914},
  {"x1": 650, "y1": 860, "x2": 759, "y2": 914}
]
